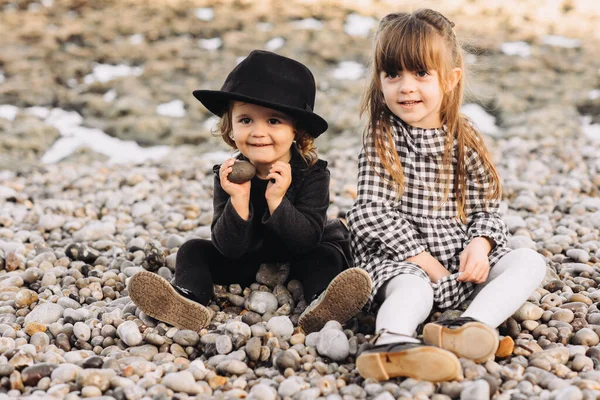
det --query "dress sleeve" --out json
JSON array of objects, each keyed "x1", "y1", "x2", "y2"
[
  {"x1": 262, "y1": 162, "x2": 329, "y2": 254},
  {"x1": 210, "y1": 171, "x2": 254, "y2": 259},
  {"x1": 464, "y1": 147, "x2": 508, "y2": 250},
  {"x1": 346, "y1": 146, "x2": 426, "y2": 264}
]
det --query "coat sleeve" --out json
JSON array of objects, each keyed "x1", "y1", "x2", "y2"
[
  {"x1": 346, "y1": 146, "x2": 426, "y2": 265},
  {"x1": 262, "y1": 162, "x2": 329, "y2": 254},
  {"x1": 464, "y1": 147, "x2": 508, "y2": 250},
  {"x1": 210, "y1": 171, "x2": 254, "y2": 259}
]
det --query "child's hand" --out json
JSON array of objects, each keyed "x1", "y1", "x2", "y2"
[
  {"x1": 219, "y1": 159, "x2": 251, "y2": 220},
  {"x1": 457, "y1": 237, "x2": 493, "y2": 283},
  {"x1": 220, "y1": 159, "x2": 251, "y2": 199},
  {"x1": 265, "y1": 161, "x2": 292, "y2": 212}
]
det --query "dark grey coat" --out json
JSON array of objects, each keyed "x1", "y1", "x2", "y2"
[{"x1": 211, "y1": 146, "x2": 351, "y2": 266}]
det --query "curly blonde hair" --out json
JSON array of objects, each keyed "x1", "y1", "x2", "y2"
[{"x1": 214, "y1": 104, "x2": 318, "y2": 167}]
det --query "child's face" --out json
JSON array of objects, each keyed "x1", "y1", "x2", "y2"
[
  {"x1": 380, "y1": 69, "x2": 444, "y2": 129},
  {"x1": 231, "y1": 101, "x2": 295, "y2": 167}
]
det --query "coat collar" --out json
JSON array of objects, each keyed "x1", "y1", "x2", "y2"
[{"x1": 391, "y1": 114, "x2": 447, "y2": 157}]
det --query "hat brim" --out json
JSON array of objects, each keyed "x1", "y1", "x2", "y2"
[{"x1": 192, "y1": 90, "x2": 328, "y2": 138}]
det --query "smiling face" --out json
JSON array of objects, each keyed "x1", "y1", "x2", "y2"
[
  {"x1": 380, "y1": 69, "x2": 444, "y2": 129},
  {"x1": 231, "y1": 101, "x2": 296, "y2": 175}
]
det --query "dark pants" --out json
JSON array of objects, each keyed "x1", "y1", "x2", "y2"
[{"x1": 173, "y1": 239, "x2": 347, "y2": 305}]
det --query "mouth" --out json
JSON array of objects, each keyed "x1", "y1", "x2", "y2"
[
  {"x1": 249, "y1": 144, "x2": 272, "y2": 147},
  {"x1": 399, "y1": 100, "x2": 422, "y2": 106}
]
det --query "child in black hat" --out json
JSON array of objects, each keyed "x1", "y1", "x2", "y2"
[{"x1": 128, "y1": 50, "x2": 371, "y2": 334}]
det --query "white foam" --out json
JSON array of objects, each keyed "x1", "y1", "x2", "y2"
[
  {"x1": 589, "y1": 89, "x2": 600, "y2": 100},
  {"x1": 195, "y1": 8, "x2": 214, "y2": 21},
  {"x1": 265, "y1": 37, "x2": 285, "y2": 51},
  {"x1": 582, "y1": 116, "x2": 600, "y2": 141},
  {"x1": 156, "y1": 100, "x2": 186, "y2": 118},
  {"x1": 203, "y1": 116, "x2": 220, "y2": 131},
  {"x1": 344, "y1": 13, "x2": 376, "y2": 37},
  {"x1": 291, "y1": 18, "x2": 324, "y2": 30},
  {"x1": 25, "y1": 106, "x2": 50, "y2": 120},
  {"x1": 199, "y1": 37, "x2": 222, "y2": 51},
  {"x1": 501, "y1": 41, "x2": 531, "y2": 57},
  {"x1": 129, "y1": 34, "x2": 145, "y2": 45},
  {"x1": 332, "y1": 61, "x2": 365, "y2": 80},
  {"x1": 542, "y1": 35, "x2": 581, "y2": 48},
  {"x1": 0, "y1": 105, "x2": 19, "y2": 121},
  {"x1": 461, "y1": 104, "x2": 501, "y2": 136},
  {"x1": 83, "y1": 64, "x2": 144, "y2": 84},
  {"x1": 103, "y1": 89, "x2": 117, "y2": 102},
  {"x1": 33, "y1": 107, "x2": 171, "y2": 164}
]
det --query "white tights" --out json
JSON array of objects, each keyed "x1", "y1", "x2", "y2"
[{"x1": 375, "y1": 248, "x2": 547, "y2": 345}]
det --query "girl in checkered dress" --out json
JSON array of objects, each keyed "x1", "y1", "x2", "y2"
[{"x1": 346, "y1": 9, "x2": 546, "y2": 382}]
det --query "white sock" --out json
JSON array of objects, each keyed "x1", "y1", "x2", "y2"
[{"x1": 375, "y1": 274, "x2": 433, "y2": 345}]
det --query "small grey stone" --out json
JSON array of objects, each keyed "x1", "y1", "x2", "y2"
[
  {"x1": 117, "y1": 321, "x2": 142, "y2": 346},
  {"x1": 460, "y1": 380, "x2": 490, "y2": 400},
  {"x1": 217, "y1": 359, "x2": 248, "y2": 375},
  {"x1": 245, "y1": 291, "x2": 279, "y2": 315},
  {"x1": 267, "y1": 316, "x2": 294, "y2": 340},
  {"x1": 24, "y1": 303, "x2": 64, "y2": 325},
  {"x1": 552, "y1": 385, "x2": 583, "y2": 400},
  {"x1": 256, "y1": 263, "x2": 290, "y2": 287},
  {"x1": 245, "y1": 337, "x2": 262, "y2": 361},
  {"x1": 274, "y1": 350, "x2": 299, "y2": 371},
  {"x1": 216, "y1": 335, "x2": 233, "y2": 354},
  {"x1": 317, "y1": 329, "x2": 349, "y2": 361},
  {"x1": 162, "y1": 370, "x2": 201, "y2": 394},
  {"x1": 173, "y1": 330, "x2": 200, "y2": 346}
]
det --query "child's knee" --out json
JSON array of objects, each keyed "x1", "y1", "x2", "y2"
[
  {"x1": 386, "y1": 274, "x2": 434, "y2": 306},
  {"x1": 511, "y1": 248, "x2": 547, "y2": 284}
]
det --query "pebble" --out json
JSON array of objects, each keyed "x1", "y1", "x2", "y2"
[{"x1": 117, "y1": 321, "x2": 143, "y2": 346}]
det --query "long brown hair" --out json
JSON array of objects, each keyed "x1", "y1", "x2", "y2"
[
  {"x1": 361, "y1": 9, "x2": 501, "y2": 222},
  {"x1": 215, "y1": 102, "x2": 318, "y2": 167}
]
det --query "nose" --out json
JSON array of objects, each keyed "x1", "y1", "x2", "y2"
[
  {"x1": 250, "y1": 121, "x2": 268, "y2": 136},
  {"x1": 399, "y1": 75, "x2": 416, "y2": 94}
]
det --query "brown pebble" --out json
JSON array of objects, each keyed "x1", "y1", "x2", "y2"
[
  {"x1": 228, "y1": 161, "x2": 256, "y2": 184},
  {"x1": 495, "y1": 336, "x2": 514, "y2": 358},
  {"x1": 24, "y1": 322, "x2": 46, "y2": 336},
  {"x1": 208, "y1": 375, "x2": 228, "y2": 389}
]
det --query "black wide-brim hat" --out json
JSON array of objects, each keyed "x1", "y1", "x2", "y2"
[{"x1": 193, "y1": 50, "x2": 328, "y2": 138}]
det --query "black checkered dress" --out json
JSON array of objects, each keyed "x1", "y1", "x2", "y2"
[{"x1": 346, "y1": 116, "x2": 511, "y2": 310}]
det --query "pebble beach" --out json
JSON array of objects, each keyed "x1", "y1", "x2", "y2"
[{"x1": 2, "y1": 0, "x2": 600, "y2": 399}]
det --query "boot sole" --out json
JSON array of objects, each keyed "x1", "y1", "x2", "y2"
[
  {"x1": 298, "y1": 268, "x2": 371, "y2": 334},
  {"x1": 128, "y1": 271, "x2": 211, "y2": 332},
  {"x1": 422, "y1": 321, "x2": 499, "y2": 363},
  {"x1": 356, "y1": 345, "x2": 462, "y2": 382}
]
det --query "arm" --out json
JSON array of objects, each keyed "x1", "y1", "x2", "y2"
[
  {"x1": 406, "y1": 252, "x2": 450, "y2": 283},
  {"x1": 262, "y1": 162, "x2": 329, "y2": 254},
  {"x1": 458, "y1": 147, "x2": 509, "y2": 282},
  {"x1": 464, "y1": 148, "x2": 508, "y2": 251},
  {"x1": 210, "y1": 170, "x2": 254, "y2": 259}
]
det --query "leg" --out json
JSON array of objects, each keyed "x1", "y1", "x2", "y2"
[
  {"x1": 376, "y1": 274, "x2": 434, "y2": 344},
  {"x1": 290, "y1": 244, "x2": 346, "y2": 301},
  {"x1": 174, "y1": 238, "x2": 222, "y2": 305},
  {"x1": 295, "y1": 244, "x2": 371, "y2": 333},
  {"x1": 462, "y1": 248, "x2": 546, "y2": 327},
  {"x1": 357, "y1": 274, "x2": 461, "y2": 382},
  {"x1": 422, "y1": 248, "x2": 546, "y2": 362}
]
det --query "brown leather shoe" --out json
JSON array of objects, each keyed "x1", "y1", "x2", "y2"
[
  {"x1": 298, "y1": 268, "x2": 371, "y2": 334},
  {"x1": 423, "y1": 317, "x2": 499, "y2": 363},
  {"x1": 128, "y1": 271, "x2": 213, "y2": 332},
  {"x1": 357, "y1": 340, "x2": 463, "y2": 382}
]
